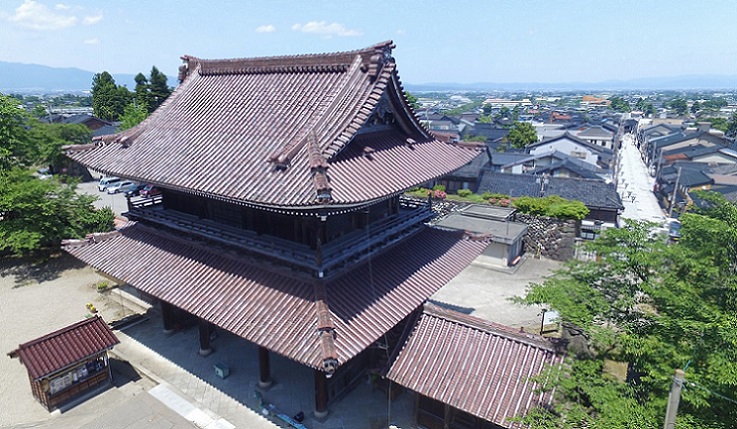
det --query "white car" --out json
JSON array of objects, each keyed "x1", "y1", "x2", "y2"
[
  {"x1": 106, "y1": 180, "x2": 135, "y2": 194},
  {"x1": 98, "y1": 177, "x2": 121, "y2": 192}
]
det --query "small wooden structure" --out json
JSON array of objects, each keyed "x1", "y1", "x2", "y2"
[{"x1": 8, "y1": 315, "x2": 120, "y2": 411}]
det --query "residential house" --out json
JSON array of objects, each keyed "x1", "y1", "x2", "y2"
[
  {"x1": 574, "y1": 125, "x2": 615, "y2": 150},
  {"x1": 527, "y1": 132, "x2": 614, "y2": 170}
]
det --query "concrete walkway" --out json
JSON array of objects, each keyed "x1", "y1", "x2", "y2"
[{"x1": 111, "y1": 310, "x2": 415, "y2": 429}]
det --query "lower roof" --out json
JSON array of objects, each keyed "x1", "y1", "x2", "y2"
[
  {"x1": 387, "y1": 304, "x2": 564, "y2": 428},
  {"x1": 64, "y1": 223, "x2": 488, "y2": 371},
  {"x1": 9, "y1": 316, "x2": 119, "y2": 380}
]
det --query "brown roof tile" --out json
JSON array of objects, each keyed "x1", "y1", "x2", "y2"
[
  {"x1": 64, "y1": 224, "x2": 488, "y2": 371},
  {"x1": 9, "y1": 316, "x2": 119, "y2": 380},
  {"x1": 66, "y1": 42, "x2": 479, "y2": 207},
  {"x1": 386, "y1": 304, "x2": 564, "y2": 428}
]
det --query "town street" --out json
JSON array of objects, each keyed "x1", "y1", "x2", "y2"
[{"x1": 616, "y1": 132, "x2": 666, "y2": 225}]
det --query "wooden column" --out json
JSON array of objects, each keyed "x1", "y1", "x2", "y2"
[
  {"x1": 161, "y1": 301, "x2": 175, "y2": 334},
  {"x1": 314, "y1": 370, "x2": 329, "y2": 419},
  {"x1": 198, "y1": 319, "x2": 213, "y2": 356},
  {"x1": 258, "y1": 346, "x2": 272, "y2": 388}
]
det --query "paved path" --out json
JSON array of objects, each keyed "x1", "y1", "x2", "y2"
[{"x1": 616, "y1": 133, "x2": 667, "y2": 225}]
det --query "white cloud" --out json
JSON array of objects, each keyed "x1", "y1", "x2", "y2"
[
  {"x1": 83, "y1": 38, "x2": 99, "y2": 45},
  {"x1": 255, "y1": 24, "x2": 276, "y2": 33},
  {"x1": 291, "y1": 21, "x2": 361, "y2": 37},
  {"x1": 83, "y1": 14, "x2": 103, "y2": 25},
  {"x1": 8, "y1": 0, "x2": 77, "y2": 30},
  {"x1": 5, "y1": 0, "x2": 102, "y2": 30},
  {"x1": 396, "y1": 29, "x2": 405, "y2": 36}
]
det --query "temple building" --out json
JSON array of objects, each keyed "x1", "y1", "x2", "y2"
[{"x1": 62, "y1": 41, "x2": 493, "y2": 417}]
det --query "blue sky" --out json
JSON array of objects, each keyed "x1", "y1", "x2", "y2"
[{"x1": 1, "y1": 0, "x2": 736, "y2": 85}]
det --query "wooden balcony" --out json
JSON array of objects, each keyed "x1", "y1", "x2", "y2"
[{"x1": 125, "y1": 196, "x2": 433, "y2": 279}]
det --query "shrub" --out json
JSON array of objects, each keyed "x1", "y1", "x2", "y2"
[
  {"x1": 513, "y1": 195, "x2": 589, "y2": 220},
  {"x1": 433, "y1": 190, "x2": 447, "y2": 199},
  {"x1": 457, "y1": 189, "x2": 473, "y2": 198},
  {"x1": 432, "y1": 184, "x2": 446, "y2": 192}
]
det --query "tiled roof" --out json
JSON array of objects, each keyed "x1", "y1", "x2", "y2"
[
  {"x1": 528, "y1": 132, "x2": 613, "y2": 155},
  {"x1": 9, "y1": 316, "x2": 119, "y2": 380},
  {"x1": 477, "y1": 172, "x2": 623, "y2": 211},
  {"x1": 64, "y1": 223, "x2": 488, "y2": 371},
  {"x1": 576, "y1": 125, "x2": 614, "y2": 139},
  {"x1": 65, "y1": 41, "x2": 478, "y2": 208},
  {"x1": 386, "y1": 303, "x2": 564, "y2": 428}
]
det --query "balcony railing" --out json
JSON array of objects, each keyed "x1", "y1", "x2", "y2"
[{"x1": 125, "y1": 196, "x2": 433, "y2": 278}]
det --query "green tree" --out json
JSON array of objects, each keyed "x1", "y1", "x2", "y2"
[
  {"x1": 516, "y1": 210, "x2": 737, "y2": 428},
  {"x1": 118, "y1": 102, "x2": 149, "y2": 131},
  {"x1": 134, "y1": 72, "x2": 151, "y2": 111},
  {"x1": 0, "y1": 168, "x2": 115, "y2": 255},
  {"x1": 669, "y1": 98, "x2": 689, "y2": 116},
  {"x1": 507, "y1": 121, "x2": 538, "y2": 148},
  {"x1": 26, "y1": 121, "x2": 91, "y2": 170},
  {"x1": 147, "y1": 66, "x2": 171, "y2": 113},
  {"x1": 609, "y1": 96, "x2": 631, "y2": 113},
  {"x1": 0, "y1": 94, "x2": 32, "y2": 169},
  {"x1": 690, "y1": 101, "x2": 701, "y2": 115},
  {"x1": 726, "y1": 112, "x2": 737, "y2": 137},
  {"x1": 91, "y1": 71, "x2": 131, "y2": 121},
  {"x1": 404, "y1": 91, "x2": 419, "y2": 111}
]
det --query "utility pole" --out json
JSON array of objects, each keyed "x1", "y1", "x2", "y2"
[
  {"x1": 668, "y1": 166, "x2": 682, "y2": 218},
  {"x1": 663, "y1": 369, "x2": 685, "y2": 429}
]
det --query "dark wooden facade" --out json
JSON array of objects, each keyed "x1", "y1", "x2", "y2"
[{"x1": 29, "y1": 353, "x2": 112, "y2": 411}]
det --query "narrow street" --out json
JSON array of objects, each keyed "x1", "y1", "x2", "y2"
[{"x1": 616, "y1": 133, "x2": 667, "y2": 226}]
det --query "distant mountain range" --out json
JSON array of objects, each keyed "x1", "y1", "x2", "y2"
[
  {"x1": 1, "y1": 60, "x2": 736, "y2": 93},
  {"x1": 0, "y1": 61, "x2": 155, "y2": 93},
  {"x1": 405, "y1": 75, "x2": 737, "y2": 92}
]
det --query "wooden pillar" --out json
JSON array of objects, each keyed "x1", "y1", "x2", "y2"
[
  {"x1": 314, "y1": 370, "x2": 329, "y2": 419},
  {"x1": 198, "y1": 319, "x2": 213, "y2": 356},
  {"x1": 258, "y1": 346, "x2": 272, "y2": 388},
  {"x1": 161, "y1": 301, "x2": 175, "y2": 334}
]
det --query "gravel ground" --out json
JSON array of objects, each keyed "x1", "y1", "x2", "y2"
[{"x1": 0, "y1": 253, "x2": 127, "y2": 427}]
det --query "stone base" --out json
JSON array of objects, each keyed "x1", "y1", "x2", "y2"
[
  {"x1": 162, "y1": 328, "x2": 175, "y2": 335},
  {"x1": 198, "y1": 347, "x2": 213, "y2": 357},
  {"x1": 258, "y1": 378, "x2": 273, "y2": 389},
  {"x1": 313, "y1": 409, "x2": 329, "y2": 420}
]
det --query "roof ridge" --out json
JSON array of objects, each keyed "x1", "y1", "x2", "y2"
[
  {"x1": 10, "y1": 315, "x2": 104, "y2": 353},
  {"x1": 314, "y1": 282, "x2": 338, "y2": 376},
  {"x1": 423, "y1": 302, "x2": 557, "y2": 351},
  {"x1": 184, "y1": 41, "x2": 395, "y2": 76}
]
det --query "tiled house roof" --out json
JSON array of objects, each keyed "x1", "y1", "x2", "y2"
[
  {"x1": 65, "y1": 41, "x2": 479, "y2": 208},
  {"x1": 478, "y1": 172, "x2": 623, "y2": 211},
  {"x1": 64, "y1": 224, "x2": 488, "y2": 372},
  {"x1": 9, "y1": 316, "x2": 119, "y2": 380},
  {"x1": 387, "y1": 303, "x2": 564, "y2": 428}
]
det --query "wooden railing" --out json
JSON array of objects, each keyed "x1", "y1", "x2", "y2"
[{"x1": 126, "y1": 197, "x2": 433, "y2": 278}]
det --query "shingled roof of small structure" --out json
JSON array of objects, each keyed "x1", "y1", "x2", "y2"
[
  {"x1": 9, "y1": 316, "x2": 119, "y2": 380},
  {"x1": 65, "y1": 41, "x2": 478, "y2": 208}
]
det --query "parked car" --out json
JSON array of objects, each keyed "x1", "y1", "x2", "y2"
[
  {"x1": 36, "y1": 168, "x2": 52, "y2": 180},
  {"x1": 107, "y1": 180, "x2": 136, "y2": 194},
  {"x1": 140, "y1": 184, "x2": 162, "y2": 198},
  {"x1": 98, "y1": 177, "x2": 121, "y2": 192},
  {"x1": 124, "y1": 183, "x2": 148, "y2": 197}
]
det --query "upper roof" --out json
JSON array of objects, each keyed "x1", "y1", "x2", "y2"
[
  {"x1": 63, "y1": 223, "x2": 488, "y2": 373},
  {"x1": 64, "y1": 41, "x2": 478, "y2": 209},
  {"x1": 386, "y1": 303, "x2": 564, "y2": 428},
  {"x1": 9, "y1": 316, "x2": 119, "y2": 380}
]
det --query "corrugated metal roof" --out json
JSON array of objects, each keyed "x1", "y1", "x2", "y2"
[
  {"x1": 10, "y1": 316, "x2": 119, "y2": 380},
  {"x1": 64, "y1": 224, "x2": 488, "y2": 370},
  {"x1": 386, "y1": 304, "x2": 564, "y2": 428},
  {"x1": 65, "y1": 41, "x2": 478, "y2": 207}
]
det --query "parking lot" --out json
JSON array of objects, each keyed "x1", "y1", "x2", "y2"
[{"x1": 77, "y1": 180, "x2": 129, "y2": 217}]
